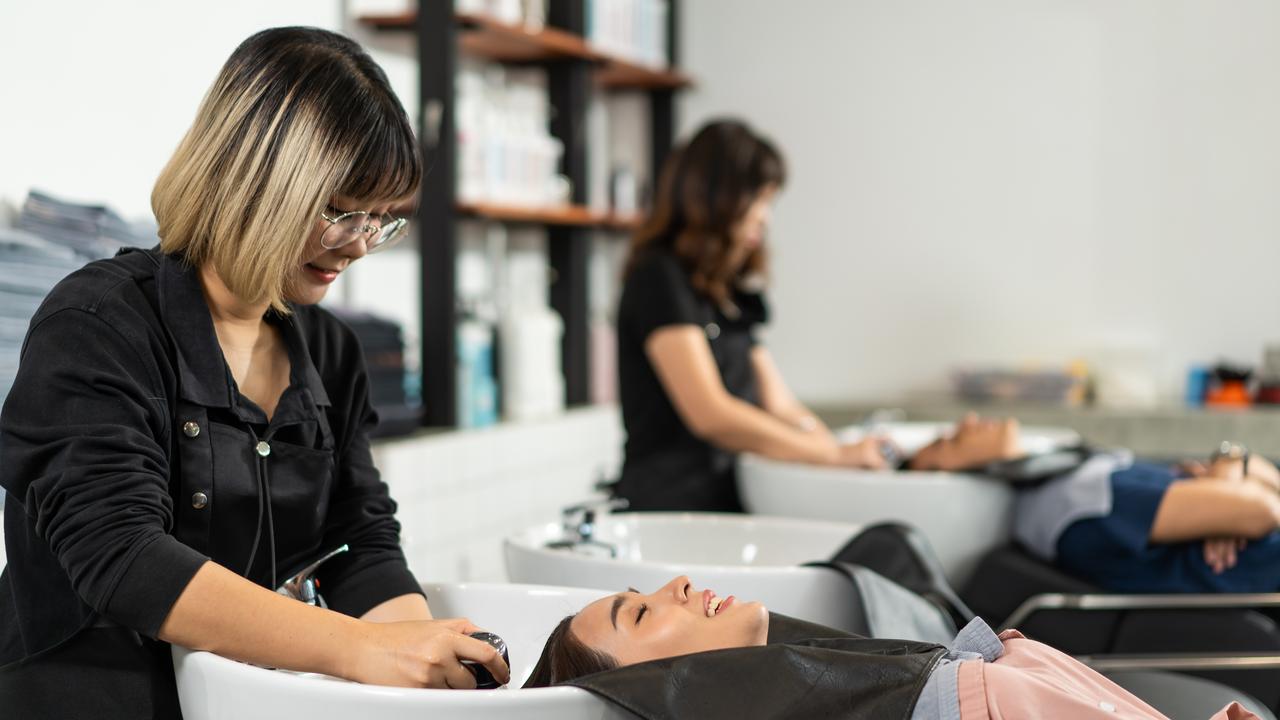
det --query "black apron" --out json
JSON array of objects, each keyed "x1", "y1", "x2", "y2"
[
  {"x1": 0, "y1": 621, "x2": 181, "y2": 719},
  {"x1": 615, "y1": 288, "x2": 765, "y2": 514}
]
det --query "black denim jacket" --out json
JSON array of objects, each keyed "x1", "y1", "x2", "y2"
[{"x1": 0, "y1": 248, "x2": 421, "y2": 716}]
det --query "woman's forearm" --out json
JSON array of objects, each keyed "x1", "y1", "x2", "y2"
[
  {"x1": 748, "y1": 346, "x2": 833, "y2": 437},
  {"x1": 158, "y1": 560, "x2": 363, "y2": 679},
  {"x1": 646, "y1": 329, "x2": 839, "y2": 464},
  {"x1": 771, "y1": 402, "x2": 831, "y2": 436},
  {"x1": 697, "y1": 395, "x2": 839, "y2": 464},
  {"x1": 158, "y1": 562, "x2": 509, "y2": 688}
]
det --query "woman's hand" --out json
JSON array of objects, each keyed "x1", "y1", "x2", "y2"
[
  {"x1": 347, "y1": 617, "x2": 510, "y2": 689},
  {"x1": 831, "y1": 436, "x2": 896, "y2": 469},
  {"x1": 1203, "y1": 537, "x2": 1248, "y2": 574}
]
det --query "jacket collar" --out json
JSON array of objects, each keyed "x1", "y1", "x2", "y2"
[
  {"x1": 272, "y1": 306, "x2": 333, "y2": 410},
  {"x1": 155, "y1": 251, "x2": 331, "y2": 411}
]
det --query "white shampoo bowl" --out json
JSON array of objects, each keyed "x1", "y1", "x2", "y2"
[
  {"x1": 504, "y1": 512, "x2": 865, "y2": 632},
  {"x1": 173, "y1": 582, "x2": 631, "y2": 720},
  {"x1": 739, "y1": 422, "x2": 1080, "y2": 585}
]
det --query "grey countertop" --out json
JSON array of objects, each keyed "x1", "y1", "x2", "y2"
[{"x1": 813, "y1": 399, "x2": 1280, "y2": 458}]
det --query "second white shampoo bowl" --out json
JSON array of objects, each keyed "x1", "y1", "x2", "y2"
[
  {"x1": 173, "y1": 582, "x2": 630, "y2": 720},
  {"x1": 504, "y1": 512, "x2": 866, "y2": 632},
  {"x1": 739, "y1": 422, "x2": 1080, "y2": 585}
]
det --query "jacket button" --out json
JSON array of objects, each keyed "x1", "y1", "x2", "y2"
[
  {"x1": 255, "y1": 441, "x2": 271, "y2": 457},
  {"x1": 182, "y1": 421, "x2": 200, "y2": 438},
  {"x1": 191, "y1": 492, "x2": 209, "y2": 510},
  {"x1": 705, "y1": 322, "x2": 721, "y2": 340}
]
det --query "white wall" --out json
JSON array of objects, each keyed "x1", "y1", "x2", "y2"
[
  {"x1": 0, "y1": 1, "x2": 346, "y2": 219},
  {"x1": 679, "y1": 0, "x2": 1280, "y2": 405},
  {"x1": 0, "y1": 0, "x2": 426, "y2": 377}
]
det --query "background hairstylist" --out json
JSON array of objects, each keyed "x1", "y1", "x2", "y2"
[{"x1": 614, "y1": 120, "x2": 890, "y2": 513}]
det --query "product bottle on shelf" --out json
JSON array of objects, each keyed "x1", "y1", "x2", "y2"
[{"x1": 497, "y1": 228, "x2": 566, "y2": 420}]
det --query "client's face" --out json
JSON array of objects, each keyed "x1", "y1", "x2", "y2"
[
  {"x1": 911, "y1": 413, "x2": 1023, "y2": 471},
  {"x1": 571, "y1": 576, "x2": 769, "y2": 666}
]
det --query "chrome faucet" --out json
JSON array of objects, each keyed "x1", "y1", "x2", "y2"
[
  {"x1": 863, "y1": 408, "x2": 907, "y2": 466},
  {"x1": 276, "y1": 544, "x2": 349, "y2": 607},
  {"x1": 547, "y1": 497, "x2": 629, "y2": 557}
]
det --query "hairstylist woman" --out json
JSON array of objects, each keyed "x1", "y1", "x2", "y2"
[
  {"x1": 0, "y1": 28, "x2": 507, "y2": 718},
  {"x1": 614, "y1": 120, "x2": 890, "y2": 513}
]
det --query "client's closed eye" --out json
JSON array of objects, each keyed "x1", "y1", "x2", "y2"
[{"x1": 636, "y1": 603, "x2": 648, "y2": 625}]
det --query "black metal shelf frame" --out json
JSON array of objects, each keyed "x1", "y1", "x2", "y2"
[{"x1": 415, "y1": 0, "x2": 683, "y2": 427}]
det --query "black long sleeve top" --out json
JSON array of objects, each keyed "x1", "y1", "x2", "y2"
[{"x1": 0, "y1": 247, "x2": 422, "y2": 716}]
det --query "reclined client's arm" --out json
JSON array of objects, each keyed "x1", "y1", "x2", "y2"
[{"x1": 1150, "y1": 476, "x2": 1280, "y2": 543}]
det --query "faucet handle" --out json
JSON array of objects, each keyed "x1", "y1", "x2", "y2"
[
  {"x1": 559, "y1": 497, "x2": 628, "y2": 544},
  {"x1": 561, "y1": 496, "x2": 629, "y2": 519},
  {"x1": 276, "y1": 544, "x2": 349, "y2": 606}
]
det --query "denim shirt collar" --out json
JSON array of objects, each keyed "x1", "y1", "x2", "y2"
[{"x1": 154, "y1": 250, "x2": 332, "y2": 413}]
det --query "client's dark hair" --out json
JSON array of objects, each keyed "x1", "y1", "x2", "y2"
[{"x1": 523, "y1": 615, "x2": 619, "y2": 687}]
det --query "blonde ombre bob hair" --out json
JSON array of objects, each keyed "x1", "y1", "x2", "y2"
[{"x1": 152, "y1": 27, "x2": 420, "y2": 312}]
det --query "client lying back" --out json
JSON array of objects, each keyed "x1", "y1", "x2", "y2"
[{"x1": 525, "y1": 576, "x2": 1259, "y2": 720}]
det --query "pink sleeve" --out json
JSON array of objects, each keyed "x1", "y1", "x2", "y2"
[{"x1": 960, "y1": 630, "x2": 1261, "y2": 720}]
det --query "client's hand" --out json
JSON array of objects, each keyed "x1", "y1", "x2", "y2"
[
  {"x1": 1203, "y1": 537, "x2": 1247, "y2": 574},
  {"x1": 347, "y1": 617, "x2": 510, "y2": 689},
  {"x1": 1175, "y1": 459, "x2": 1210, "y2": 478},
  {"x1": 1206, "y1": 456, "x2": 1248, "y2": 482},
  {"x1": 1248, "y1": 455, "x2": 1280, "y2": 491},
  {"x1": 1196, "y1": 453, "x2": 1279, "y2": 490},
  {"x1": 908, "y1": 415, "x2": 1023, "y2": 471}
]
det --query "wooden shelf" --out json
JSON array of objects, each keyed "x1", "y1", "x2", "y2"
[
  {"x1": 456, "y1": 201, "x2": 642, "y2": 230},
  {"x1": 361, "y1": 11, "x2": 599, "y2": 63},
  {"x1": 604, "y1": 212, "x2": 645, "y2": 232},
  {"x1": 369, "y1": 2, "x2": 682, "y2": 426},
  {"x1": 597, "y1": 59, "x2": 692, "y2": 90},
  {"x1": 358, "y1": 11, "x2": 416, "y2": 30},
  {"x1": 456, "y1": 11, "x2": 601, "y2": 63},
  {"x1": 358, "y1": 11, "x2": 691, "y2": 89}
]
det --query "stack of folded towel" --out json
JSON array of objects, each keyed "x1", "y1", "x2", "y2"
[
  {"x1": 0, "y1": 189, "x2": 155, "y2": 423},
  {"x1": 15, "y1": 189, "x2": 154, "y2": 260}
]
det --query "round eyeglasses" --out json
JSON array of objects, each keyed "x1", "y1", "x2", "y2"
[{"x1": 319, "y1": 206, "x2": 410, "y2": 252}]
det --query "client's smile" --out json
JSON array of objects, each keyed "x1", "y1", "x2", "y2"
[{"x1": 703, "y1": 588, "x2": 734, "y2": 617}]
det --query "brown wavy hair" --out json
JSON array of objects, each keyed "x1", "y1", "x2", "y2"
[{"x1": 626, "y1": 119, "x2": 786, "y2": 310}]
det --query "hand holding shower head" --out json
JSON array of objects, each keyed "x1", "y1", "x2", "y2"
[{"x1": 464, "y1": 631, "x2": 510, "y2": 689}]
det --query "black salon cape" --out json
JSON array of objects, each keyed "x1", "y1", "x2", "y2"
[
  {"x1": 0, "y1": 248, "x2": 422, "y2": 718},
  {"x1": 614, "y1": 249, "x2": 769, "y2": 512},
  {"x1": 529, "y1": 614, "x2": 946, "y2": 720}
]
